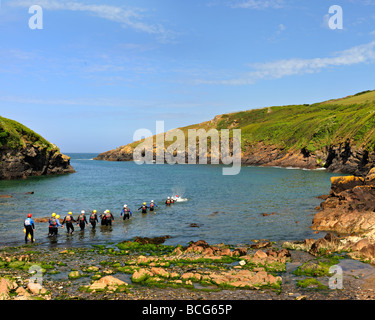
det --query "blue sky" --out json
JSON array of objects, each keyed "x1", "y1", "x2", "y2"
[{"x1": 1, "y1": 0, "x2": 375, "y2": 153}]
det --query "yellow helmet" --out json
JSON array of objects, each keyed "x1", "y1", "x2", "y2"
[
  {"x1": 93, "y1": 210, "x2": 97, "y2": 213},
  {"x1": 68, "y1": 212, "x2": 72, "y2": 215},
  {"x1": 56, "y1": 215, "x2": 60, "y2": 219},
  {"x1": 143, "y1": 202, "x2": 146, "y2": 205},
  {"x1": 51, "y1": 213, "x2": 56, "y2": 217}
]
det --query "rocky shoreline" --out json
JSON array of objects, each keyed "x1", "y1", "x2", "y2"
[
  {"x1": 95, "y1": 140, "x2": 373, "y2": 176},
  {"x1": 3, "y1": 157, "x2": 375, "y2": 301},
  {"x1": 2, "y1": 233, "x2": 375, "y2": 301},
  {"x1": 0, "y1": 144, "x2": 75, "y2": 180}
]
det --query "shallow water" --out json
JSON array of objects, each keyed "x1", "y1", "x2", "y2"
[{"x1": 0, "y1": 153, "x2": 343, "y2": 248}]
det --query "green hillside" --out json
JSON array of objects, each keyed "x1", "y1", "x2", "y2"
[
  {"x1": 216, "y1": 90, "x2": 375, "y2": 153},
  {"x1": 97, "y1": 89, "x2": 375, "y2": 163},
  {"x1": 0, "y1": 116, "x2": 58, "y2": 151},
  {"x1": 178, "y1": 89, "x2": 375, "y2": 154}
]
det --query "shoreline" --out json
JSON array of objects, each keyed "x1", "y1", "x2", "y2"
[
  {"x1": 1, "y1": 234, "x2": 375, "y2": 301},
  {"x1": 1, "y1": 160, "x2": 374, "y2": 301}
]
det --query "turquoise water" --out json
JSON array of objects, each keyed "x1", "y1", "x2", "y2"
[{"x1": 0, "y1": 153, "x2": 342, "y2": 248}]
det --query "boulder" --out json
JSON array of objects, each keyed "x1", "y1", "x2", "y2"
[
  {"x1": 254, "y1": 250, "x2": 268, "y2": 260},
  {"x1": 27, "y1": 282, "x2": 46, "y2": 295},
  {"x1": 89, "y1": 275, "x2": 127, "y2": 292},
  {"x1": 0, "y1": 278, "x2": 13, "y2": 300},
  {"x1": 309, "y1": 233, "x2": 341, "y2": 256},
  {"x1": 351, "y1": 239, "x2": 371, "y2": 251},
  {"x1": 150, "y1": 267, "x2": 169, "y2": 278},
  {"x1": 330, "y1": 176, "x2": 364, "y2": 194},
  {"x1": 68, "y1": 271, "x2": 81, "y2": 279},
  {"x1": 232, "y1": 247, "x2": 247, "y2": 256},
  {"x1": 131, "y1": 268, "x2": 153, "y2": 283}
]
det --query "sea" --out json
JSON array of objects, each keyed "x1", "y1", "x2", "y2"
[{"x1": 0, "y1": 153, "x2": 344, "y2": 248}]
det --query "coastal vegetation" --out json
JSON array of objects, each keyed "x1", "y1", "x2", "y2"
[{"x1": 0, "y1": 116, "x2": 58, "y2": 151}]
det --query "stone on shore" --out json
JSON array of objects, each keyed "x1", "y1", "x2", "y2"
[
  {"x1": 27, "y1": 282, "x2": 46, "y2": 295},
  {"x1": 89, "y1": 276, "x2": 127, "y2": 292}
]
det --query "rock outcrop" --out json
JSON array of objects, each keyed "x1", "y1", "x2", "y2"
[
  {"x1": 95, "y1": 136, "x2": 373, "y2": 176},
  {"x1": 0, "y1": 144, "x2": 75, "y2": 180},
  {"x1": 312, "y1": 168, "x2": 375, "y2": 235}
]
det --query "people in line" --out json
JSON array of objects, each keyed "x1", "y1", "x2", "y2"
[
  {"x1": 48, "y1": 213, "x2": 63, "y2": 236},
  {"x1": 138, "y1": 202, "x2": 149, "y2": 214},
  {"x1": 121, "y1": 205, "x2": 132, "y2": 220},
  {"x1": 89, "y1": 210, "x2": 99, "y2": 229},
  {"x1": 77, "y1": 210, "x2": 88, "y2": 231},
  {"x1": 62, "y1": 212, "x2": 76, "y2": 234},
  {"x1": 24, "y1": 196, "x2": 183, "y2": 242},
  {"x1": 24, "y1": 214, "x2": 35, "y2": 243},
  {"x1": 165, "y1": 197, "x2": 172, "y2": 206},
  {"x1": 149, "y1": 200, "x2": 157, "y2": 212},
  {"x1": 100, "y1": 209, "x2": 114, "y2": 226}
]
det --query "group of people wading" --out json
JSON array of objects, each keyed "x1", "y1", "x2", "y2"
[{"x1": 23, "y1": 197, "x2": 179, "y2": 243}]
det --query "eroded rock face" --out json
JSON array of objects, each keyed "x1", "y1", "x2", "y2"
[
  {"x1": 0, "y1": 144, "x2": 75, "y2": 180},
  {"x1": 312, "y1": 169, "x2": 375, "y2": 235},
  {"x1": 95, "y1": 138, "x2": 374, "y2": 175}
]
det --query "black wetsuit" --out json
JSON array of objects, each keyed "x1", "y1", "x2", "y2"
[
  {"x1": 138, "y1": 205, "x2": 148, "y2": 214},
  {"x1": 105, "y1": 212, "x2": 114, "y2": 226},
  {"x1": 48, "y1": 218, "x2": 58, "y2": 236},
  {"x1": 77, "y1": 214, "x2": 88, "y2": 231},
  {"x1": 24, "y1": 218, "x2": 35, "y2": 243},
  {"x1": 149, "y1": 203, "x2": 157, "y2": 212},
  {"x1": 121, "y1": 208, "x2": 131, "y2": 220},
  {"x1": 62, "y1": 215, "x2": 76, "y2": 234},
  {"x1": 89, "y1": 213, "x2": 99, "y2": 229},
  {"x1": 100, "y1": 213, "x2": 107, "y2": 226},
  {"x1": 165, "y1": 199, "x2": 171, "y2": 206}
]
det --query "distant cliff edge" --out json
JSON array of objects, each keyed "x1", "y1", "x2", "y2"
[
  {"x1": 0, "y1": 116, "x2": 75, "y2": 180},
  {"x1": 95, "y1": 90, "x2": 375, "y2": 176}
]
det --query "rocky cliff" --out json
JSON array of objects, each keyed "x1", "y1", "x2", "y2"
[
  {"x1": 95, "y1": 90, "x2": 375, "y2": 176},
  {"x1": 0, "y1": 116, "x2": 75, "y2": 180},
  {"x1": 312, "y1": 169, "x2": 375, "y2": 235}
]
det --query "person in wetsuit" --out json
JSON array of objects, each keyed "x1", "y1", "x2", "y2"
[
  {"x1": 89, "y1": 210, "x2": 99, "y2": 229},
  {"x1": 104, "y1": 210, "x2": 114, "y2": 226},
  {"x1": 138, "y1": 202, "x2": 149, "y2": 214},
  {"x1": 62, "y1": 212, "x2": 76, "y2": 234},
  {"x1": 48, "y1": 213, "x2": 56, "y2": 236},
  {"x1": 121, "y1": 205, "x2": 132, "y2": 220},
  {"x1": 49, "y1": 214, "x2": 63, "y2": 236},
  {"x1": 77, "y1": 210, "x2": 88, "y2": 231},
  {"x1": 149, "y1": 200, "x2": 157, "y2": 212},
  {"x1": 24, "y1": 214, "x2": 35, "y2": 243},
  {"x1": 165, "y1": 197, "x2": 172, "y2": 206},
  {"x1": 100, "y1": 210, "x2": 107, "y2": 226}
]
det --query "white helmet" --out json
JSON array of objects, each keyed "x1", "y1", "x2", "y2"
[
  {"x1": 124, "y1": 204, "x2": 127, "y2": 208},
  {"x1": 81, "y1": 210, "x2": 85, "y2": 214},
  {"x1": 167, "y1": 197, "x2": 170, "y2": 199},
  {"x1": 151, "y1": 200, "x2": 154, "y2": 203}
]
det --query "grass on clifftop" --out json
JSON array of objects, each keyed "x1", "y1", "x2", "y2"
[
  {"x1": 102, "y1": 89, "x2": 375, "y2": 156},
  {"x1": 217, "y1": 96, "x2": 375, "y2": 153},
  {"x1": 0, "y1": 116, "x2": 58, "y2": 151}
]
